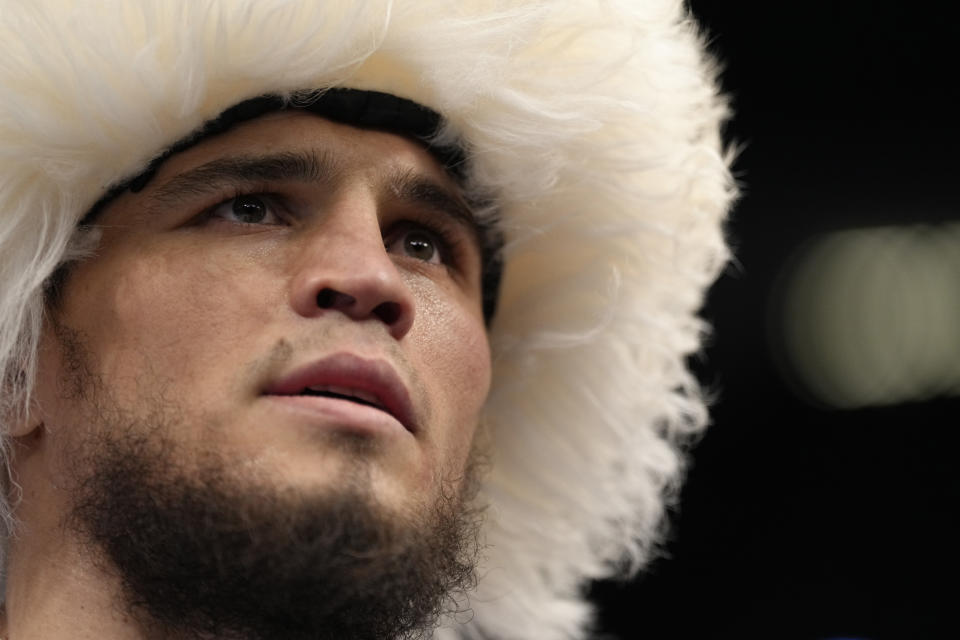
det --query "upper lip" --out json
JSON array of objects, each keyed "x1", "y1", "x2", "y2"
[{"x1": 263, "y1": 352, "x2": 417, "y2": 433}]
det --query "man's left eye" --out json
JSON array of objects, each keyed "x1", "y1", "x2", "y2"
[
  {"x1": 386, "y1": 227, "x2": 443, "y2": 264},
  {"x1": 210, "y1": 194, "x2": 282, "y2": 225}
]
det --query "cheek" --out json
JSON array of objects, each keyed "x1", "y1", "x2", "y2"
[
  {"x1": 411, "y1": 284, "x2": 491, "y2": 449},
  {"x1": 64, "y1": 244, "x2": 282, "y2": 393}
]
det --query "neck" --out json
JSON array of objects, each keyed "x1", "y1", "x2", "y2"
[
  {"x1": 2, "y1": 443, "x2": 147, "y2": 640},
  {"x1": 4, "y1": 542, "x2": 149, "y2": 640}
]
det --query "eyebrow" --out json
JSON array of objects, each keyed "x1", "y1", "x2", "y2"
[
  {"x1": 147, "y1": 150, "x2": 340, "y2": 209},
  {"x1": 385, "y1": 166, "x2": 480, "y2": 237}
]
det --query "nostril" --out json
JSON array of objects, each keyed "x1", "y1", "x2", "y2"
[
  {"x1": 316, "y1": 288, "x2": 355, "y2": 309},
  {"x1": 372, "y1": 301, "x2": 402, "y2": 326},
  {"x1": 313, "y1": 287, "x2": 407, "y2": 331},
  {"x1": 316, "y1": 288, "x2": 335, "y2": 308}
]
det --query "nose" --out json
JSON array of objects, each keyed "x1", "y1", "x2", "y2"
[{"x1": 288, "y1": 201, "x2": 415, "y2": 341}]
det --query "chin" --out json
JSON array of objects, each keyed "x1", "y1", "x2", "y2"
[{"x1": 230, "y1": 432, "x2": 433, "y2": 509}]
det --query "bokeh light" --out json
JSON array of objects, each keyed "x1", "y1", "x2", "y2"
[{"x1": 771, "y1": 222, "x2": 960, "y2": 409}]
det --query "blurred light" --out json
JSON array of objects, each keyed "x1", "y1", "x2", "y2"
[{"x1": 771, "y1": 222, "x2": 960, "y2": 409}]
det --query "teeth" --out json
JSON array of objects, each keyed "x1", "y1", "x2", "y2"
[{"x1": 304, "y1": 384, "x2": 381, "y2": 407}]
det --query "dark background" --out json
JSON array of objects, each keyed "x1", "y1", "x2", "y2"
[{"x1": 591, "y1": 2, "x2": 959, "y2": 639}]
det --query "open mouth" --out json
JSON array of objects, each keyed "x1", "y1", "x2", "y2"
[
  {"x1": 295, "y1": 385, "x2": 385, "y2": 411},
  {"x1": 263, "y1": 352, "x2": 417, "y2": 433}
]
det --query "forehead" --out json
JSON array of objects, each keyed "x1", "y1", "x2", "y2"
[{"x1": 148, "y1": 110, "x2": 458, "y2": 190}]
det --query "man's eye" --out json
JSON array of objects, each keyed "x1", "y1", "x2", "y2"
[
  {"x1": 209, "y1": 194, "x2": 282, "y2": 225},
  {"x1": 387, "y1": 227, "x2": 443, "y2": 264}
]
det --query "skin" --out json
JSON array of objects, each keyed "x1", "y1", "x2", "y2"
[{"x1": 0, "y1": 111, "x2": 492, "y2": 638}]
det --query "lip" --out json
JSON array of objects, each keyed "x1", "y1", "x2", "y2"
[{"x1": 262, "y1": 352, "x2": 417, "y2": 433}]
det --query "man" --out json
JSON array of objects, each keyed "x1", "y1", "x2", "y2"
[{"x1": 0, "y1": 1, "x2": 733, "y2": 639}]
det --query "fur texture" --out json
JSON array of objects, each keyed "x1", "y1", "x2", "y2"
[{"x1": 0, "y1": 1, "x2": 734, "y2": 638}]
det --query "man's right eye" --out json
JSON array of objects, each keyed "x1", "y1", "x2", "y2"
[{"x1": 209, "y1": 194, "x2": 283, "y2": 225}]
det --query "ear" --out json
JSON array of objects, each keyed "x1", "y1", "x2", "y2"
[
  {"x1": 8, "y1": 417, "x2": 43, "y2": 439},
  {"x1": 5, "y1": 360, "x2": 49, "y2": 439},
  {"x1": 6, "y1": 394, "x2": 45, "y2": 439},
  {"x1": 7, "y1": 322, "x2": 61, "y2": 439}
]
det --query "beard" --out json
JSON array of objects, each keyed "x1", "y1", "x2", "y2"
[{"x1": 56, "y1": 328, "x2": 484, "y2": 640}]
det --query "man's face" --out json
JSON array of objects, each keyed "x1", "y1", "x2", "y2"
[
  {"x1": 36, "y1": 110, "x2": 491, "y2": 511},
  {"x1": 20, "y1": 110, "x2": 492, "y2": 637}
]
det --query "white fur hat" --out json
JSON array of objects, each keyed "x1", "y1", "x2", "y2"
[{"x1": 0, "y1": 1, "x2": 733, "y2": 638}]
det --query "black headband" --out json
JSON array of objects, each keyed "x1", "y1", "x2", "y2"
[
  {"x1": 80, "y1": 88, "x2": 466, "y2": 225},
  {"x1": 76, "y1": 88, "x2": 501, "y2": 322}
]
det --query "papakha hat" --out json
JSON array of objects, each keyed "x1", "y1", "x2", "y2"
[{"x1": 0, "y1": 1, "x2": 734, "y2": 638}]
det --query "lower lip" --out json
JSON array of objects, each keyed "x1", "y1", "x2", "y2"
[{"x1": 263, "y1": 394, "x2": 411, "y2": 436}]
